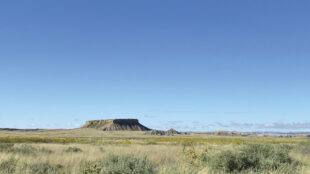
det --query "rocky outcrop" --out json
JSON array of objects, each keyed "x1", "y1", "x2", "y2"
[
  {"x1": 81, "y1": 119, "x2": 150, "y2": 131},
  {"x1": 145, "y1": 128, "x2": 182, "y2": 136},
  {"x1": 214, "y1": 130, "x2": 249, "y2": 136}
]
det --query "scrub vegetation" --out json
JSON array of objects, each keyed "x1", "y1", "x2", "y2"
[{"x1": 0, "y1": 130, "x2": 310, "y2": 173}]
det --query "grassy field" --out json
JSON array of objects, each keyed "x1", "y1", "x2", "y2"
[{"x1": 0, "y1": 129, "x2": 310, "y2": 174}]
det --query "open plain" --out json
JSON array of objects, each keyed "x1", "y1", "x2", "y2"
[{"x1": 0, "y1": 128, "x2": 310, "y2": 174}]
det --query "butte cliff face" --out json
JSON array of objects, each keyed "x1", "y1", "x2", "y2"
[{"x1": 81, "y1": 119, "x2": 150, "y2": 131}]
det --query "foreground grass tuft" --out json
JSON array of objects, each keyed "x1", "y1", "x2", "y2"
[
  {"x1": 0, "y1": 143, "x2": 14, "y2": 152},
  {"x1": 28, "y1": 162, "x2": 63, "y2": 174},
  {"x1": 80, "y1": 154, "x2": 155, "y2": 174},
  {"x1": 0, "y1": 158, "x2": 18, "y2": 174},
  {"x1": 294, "y1": 141, "x2": 310, "y2": 154},
  {"x1": 13, "y1": 144, "x2": 37, "y2": 155}
]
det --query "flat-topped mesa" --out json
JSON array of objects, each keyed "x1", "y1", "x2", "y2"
[{"x1": 81, "y1": 119, "x2": 150, "y2": 131}]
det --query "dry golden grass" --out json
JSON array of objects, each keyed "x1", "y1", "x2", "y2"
[
  {"x1": 0, "y1": 128, "x2": 305, "y2": 146},
  {"x1": 0, "y1": 143, "x2": 193, "y2": 173},
  {"x1": 0, "y1": 129, "x2": 309, "y2": 174}
]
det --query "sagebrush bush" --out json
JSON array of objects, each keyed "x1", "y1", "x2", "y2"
[
  {"x1": 81, "y1": 160, "x2": 104, "y2": 174},
  {"x1": 294, "y1": 141, "x2": 310, "y2": 154},
  {"x1": 209, "y1": 143, "x2": 300, "y2": 174},
  {"x1": 0, "y1": 143, "x2": 14, "y2": 152},
  {"x1": 210, "y1": 150, "x2": 238, "y2": 173},
  {"x1": 80, "y1": 154, "x2": 156, "y2": 174},
  {"x1": 28, "y1": 162, "x2": 63, "y2": 174},
  {"x1": 65, "y1": 146, "x2": 83, "y2": 153},
  {"x1": 13, "y1": 144, "x2": 38, "y2": 155},
  {"x1": 0, "y1": 144, "x2": 37, "y2": 155},
  {"x1": 38, "y1": 147, "x2": 53, "y2": 154},
  {"x1": 182, "y1": 143, "x2": 209, "y2": 166},
  {"x1": 0, "y1": 143, "x2": 53, "y2": 156},
  {"x1": 0, "y1": 158, "x2": 18, "y2": 174},
  {"x1": 103, "y1": 154, "x2": 155, "y2": 174}
]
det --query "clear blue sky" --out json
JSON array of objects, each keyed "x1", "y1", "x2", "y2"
[{"x1": 1, "y1": 1, "x2": 309, "y2": 132}]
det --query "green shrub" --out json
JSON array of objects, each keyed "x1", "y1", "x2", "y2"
[
  {"x1": 210, "y1": 150, "x2": 238, "y2": 173},
  {"x1": 103, "y1": 154, "x2": 155, "y2": 174},
  {"x1": 13, "y1": 144, "x2": 37, "y2": 155},
  {"x1": 182, "y1": 143, "x2": 209, "y2": 167},
  {"x1": 0, "y1": 158, "x2": 18, "y2": 174},
  {"x1": 80, "y1": 154, "x2": 156, "y2": 174},
  {"x1": 0, "y1": 144, "x2": 51, "y2": 155},
  {"x1": 294, "y1": 141, "x2": 310, "y2": 154},
  {"x1": 39, "y1": 147, "x2": 53, "y2": 154},
  {"x1": 0, "y1": 143, "x2": 53, "y2": 155},
  {"x1": 81, "y1": 160, "x2": 104, "y2": 174},
  {"x1": 0, "y1": 143, "x2": 14, "y2": 152},
  {"x1": 209, "y1": 143, "x2": 300, "y2": 174},
  {"x1": 28, "y1": 162, "x2": 63, "y2": 174},
  {"x1": 65, "y1": 147, "x2": 83, "y2": 153}
]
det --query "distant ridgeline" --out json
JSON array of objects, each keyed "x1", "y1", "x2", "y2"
[{"x1": 81, "y1": 119, "x2": 151, "y2": 131}]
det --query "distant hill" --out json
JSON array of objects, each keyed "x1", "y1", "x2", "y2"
[
  {"x1": 80, "y1": 119, "x2": 151, "y2": 131},
  {"x1": 145, "y1": 128, "x2": 182, "y2": 136}
]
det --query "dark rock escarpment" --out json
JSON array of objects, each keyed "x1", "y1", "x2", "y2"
[{"x1": 81, "y1": 119, "x2": 150, "y2": 131}]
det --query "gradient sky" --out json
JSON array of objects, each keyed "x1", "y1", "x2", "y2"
[{"x1": 1, "y1": 1, "x2": 310, "y2": 132}]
